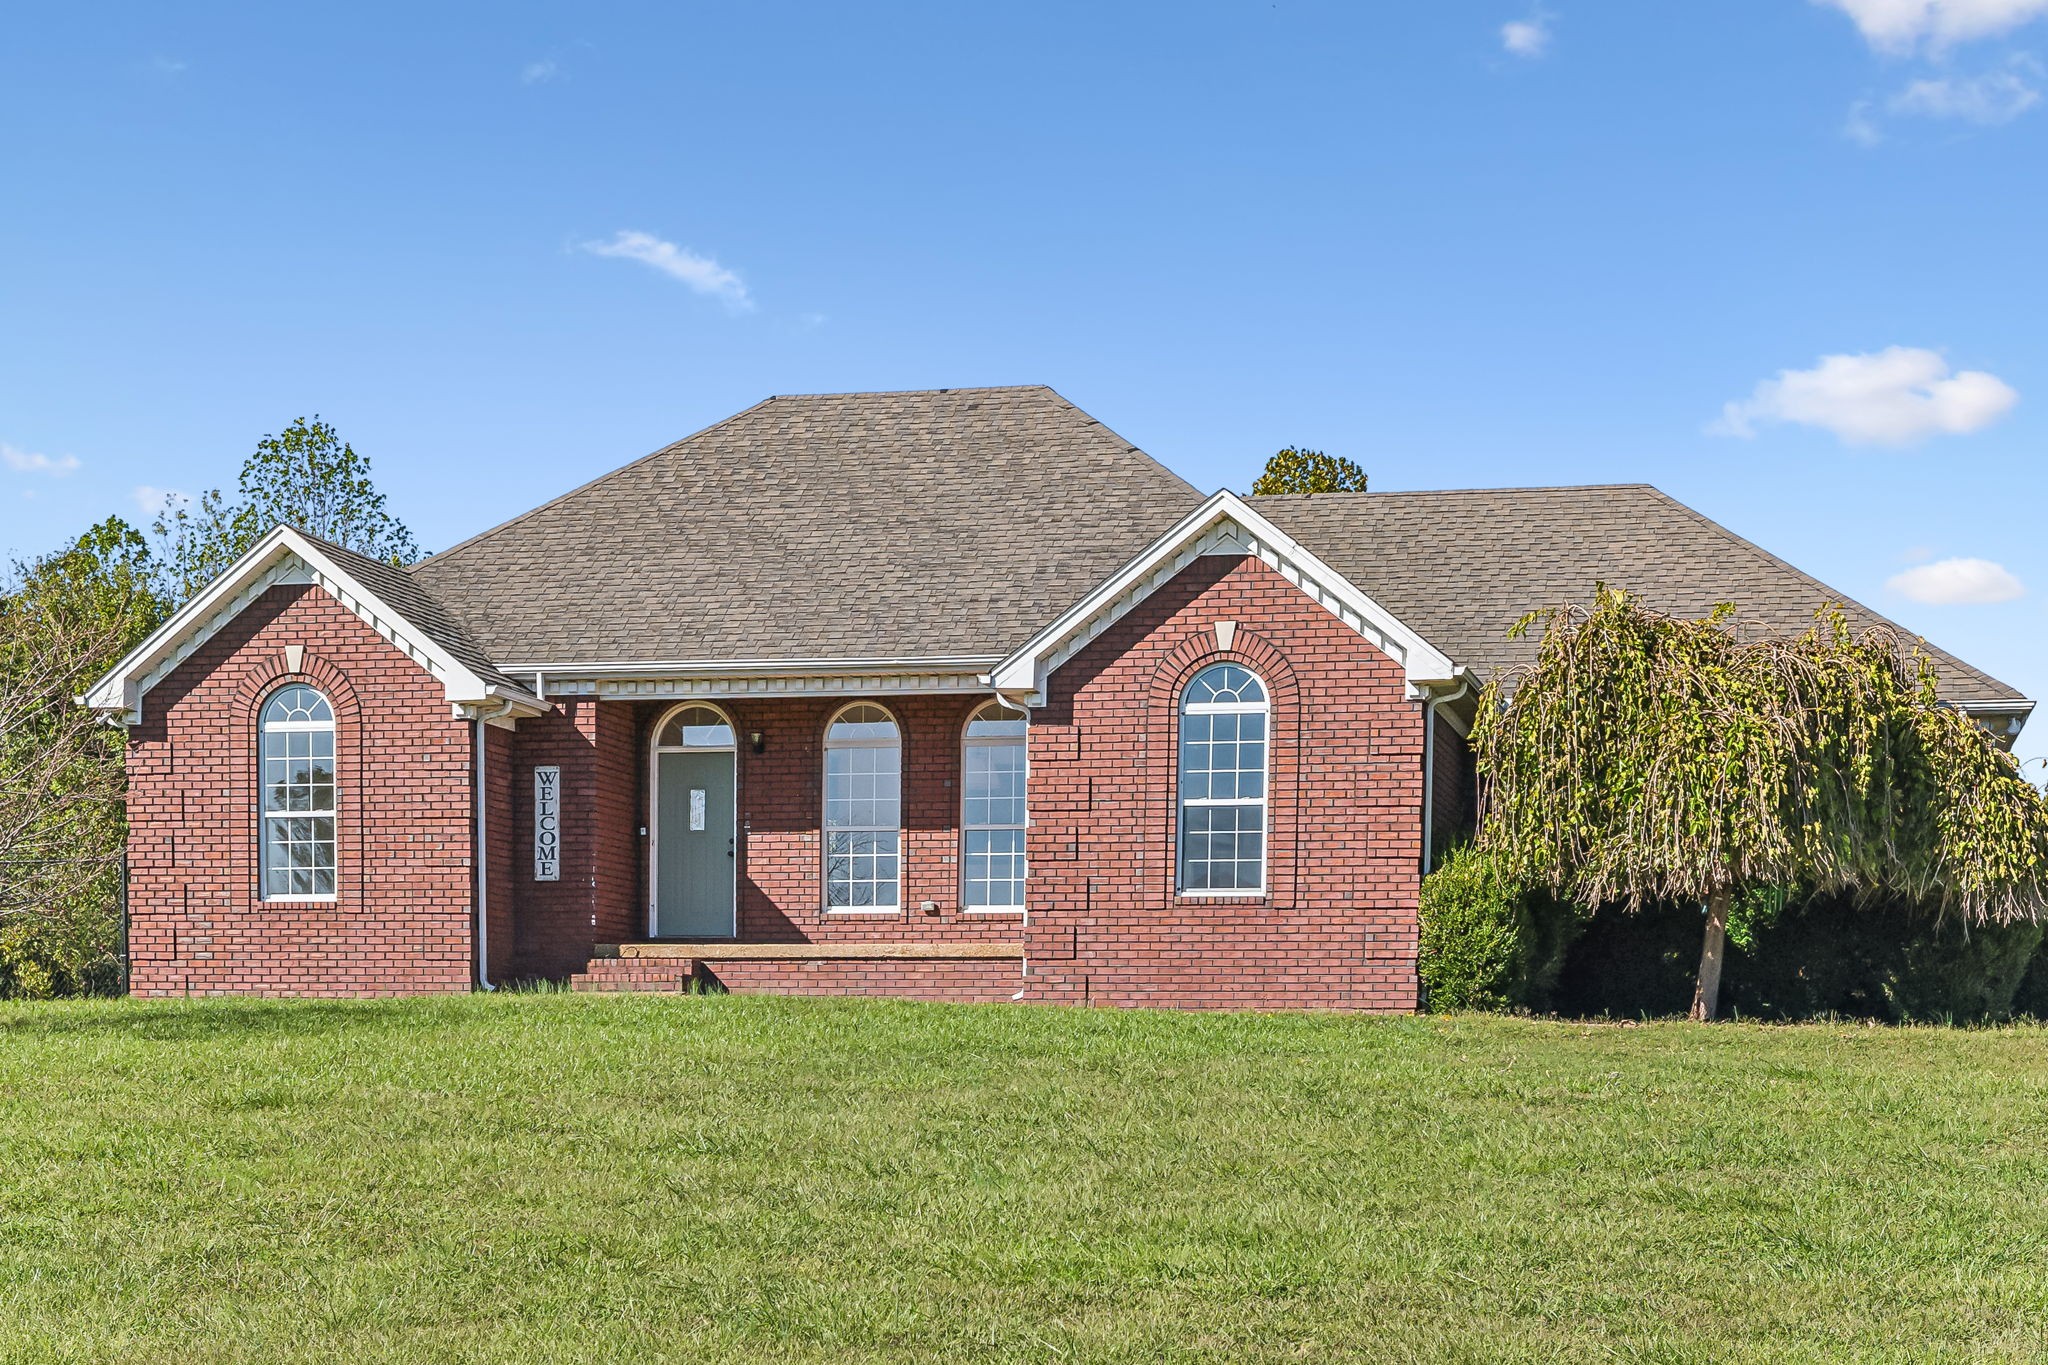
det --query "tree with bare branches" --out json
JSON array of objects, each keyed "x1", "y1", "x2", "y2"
[{"x1": 0, "y1": 520, "x2": 163, "y2": 994}]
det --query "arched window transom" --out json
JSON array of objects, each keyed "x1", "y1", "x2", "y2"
[
  {"x1": 655, "y1": 704, "x2": 735, "y2": 750},
  {"x1": 962, "y1": 700, "x2": 1028, "y2": 910},
  {"x1": 260, "y1": 684, "x2": 337, "y2": 899},
  {"x1": 824, "y1": 703, "x2": 901, "y2": 909},
  {"x1": 1178, "y1": 663, "x2": 1267, "y2": 894}
]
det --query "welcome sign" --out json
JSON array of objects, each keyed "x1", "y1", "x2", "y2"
[{"x1": 533, "y1": 765, "x2": 561, "y2": 881}]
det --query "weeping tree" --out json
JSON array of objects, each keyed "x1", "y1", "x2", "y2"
[{"x1": 1473, "y1": 586, "x2": 2048, "y2": 1020}]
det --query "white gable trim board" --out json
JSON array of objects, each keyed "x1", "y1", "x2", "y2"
[
  {"x1": 990, "y1": 490, "x2": 1462, "y2": 703},
  {"x1": 82, "y1": 526, "x2": 538, "y2": 725}
]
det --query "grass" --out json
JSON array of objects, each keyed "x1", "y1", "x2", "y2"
[{"x1": 1, "y1": 996, "x2": 2045, "y2": 1363}]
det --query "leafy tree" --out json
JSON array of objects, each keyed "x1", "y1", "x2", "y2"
[
  {"x1": 153, "y1": 416, "x2": 418, "y2": 603},
  {"x1": 1473, "y1": 586, "x2": 2048, "y2": 1020},
  {"x1": 0, "y1": 519, "x2": 166, "y2": 995},
  {"x1": 1250, "y1": 447, "x2": 1367, "y2": 496}
]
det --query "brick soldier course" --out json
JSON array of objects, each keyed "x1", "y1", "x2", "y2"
[{"x1": 89, "y1": 387, "x2": 2034, "y2": 1007}]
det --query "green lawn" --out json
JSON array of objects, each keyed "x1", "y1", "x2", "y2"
[{"x1": 1, "y1": 996, "x2": 2045, "y2": 1363}]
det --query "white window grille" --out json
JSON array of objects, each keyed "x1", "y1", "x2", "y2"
[
  {"x1": 961, "y1": 700, "x2": 1027, "y2": 910},
  {"x1": 824, "y1": 703, "x2": 901, "y2": 909},
  {"x1": 1178, "y1": 663, "x2": 1267, "y2": 894},
  {"x1": 260, "y1": 684, "x2": 337, "y2": 899}
]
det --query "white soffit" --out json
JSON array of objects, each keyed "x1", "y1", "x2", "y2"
[
  {"x1": 82, "y1": 526, "x2": 504, "y2": 723},
  {"x1": 990, "y1": 490, "x2": 1459, "y2": 699}
]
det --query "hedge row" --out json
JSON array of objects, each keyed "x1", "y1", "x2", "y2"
[{"x1": 1421, "y1": 846, "x2": 2048, "y2": 1021}]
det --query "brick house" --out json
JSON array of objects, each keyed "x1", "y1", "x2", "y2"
[{"x1": 86, "y1": 387, "x2": 2034, "y2": 1007}]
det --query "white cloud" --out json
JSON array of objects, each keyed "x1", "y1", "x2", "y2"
[
  {"x1": 133, "y1": 485, "x2": 187, "y2": 517},
  {"x1": 580, "y1": 230, "x2": 753, "y2": 311},
  {"x1": 2, "y1": 441, "x2": 81, "y2": 476},
  {"x1": 1889, "y1": 56, "x2": 2042, "y2": 120},
  {"x1": 1844, "y1": 98, "x2": 1886, "y2": 142},
  {"x1": 1818, "y1": 0, "x2": 2048, "y2": 53},
  {"x1": 1887, "y1": 556, "x2": 2025, "y2": 603},
  {"x1": 1501, "y1": 15, "x2": 1552, "y2": 58},
  {"x1": 521, "y1": 59, "x2": 558, "y2": 84},
  {"x1": 1711, "y1": 347, "x2": 2017, "y2": 446}
]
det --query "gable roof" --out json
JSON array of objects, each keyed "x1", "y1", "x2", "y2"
[
  {"x1": 83, "y1": 525, "x2": 543, "y2": 722},
  {"x1": 1251, "y1": 484, "x2": 2027, "y2": 711},
  {"x1": 991, "y1": 490, "x2": 1458, "y2": 699},
  {"x1": 409, "y1": 386, "x2": 1204, "y2": 667}
]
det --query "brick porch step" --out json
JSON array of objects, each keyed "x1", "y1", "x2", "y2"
[
  {"x1": 600, "y1": 940, "x2": 1024, "y2": 961},
  {"x1": 573, "y1": 941, "x2": 1027, "y2": 1000},
  {"x1": 568, "y1": 958, "x2": 702, "y2": 992}
]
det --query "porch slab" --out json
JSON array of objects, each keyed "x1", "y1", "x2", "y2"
[{"x1": 602, "y1": 941, "x2": 1023, "y2": 962}]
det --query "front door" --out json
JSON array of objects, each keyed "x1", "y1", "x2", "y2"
[{"x1": 655, "y1": 748, "x2": 736, "y2": 937}]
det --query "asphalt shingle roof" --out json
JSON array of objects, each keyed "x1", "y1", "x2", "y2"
[
  {"x1": 378, "y1": 388, "x2": 2023, "y2": 713},
  {"x1": 407, "y1": 386, "x2": 1204, "y2": 665},
  {"x1": 295, "y1": 531, "x2": 540, "y2": 702},
  {"x1": 1251, "y1": 484, "x2": 2025, "y2": 707}
]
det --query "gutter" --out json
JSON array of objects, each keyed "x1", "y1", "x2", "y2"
[
  {"x1": 1420, "y1": 671, "x2": 1472, "y2": 875},
  {"x1": 495, "y1": 655, "x2": 997, "y2": 680}
]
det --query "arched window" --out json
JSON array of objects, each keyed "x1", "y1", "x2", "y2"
[
  {"x1": 655, "y1": 704, "x2": 736, "y2": 751},
  {"x1": 1178, "y1": 663, "x2": 1267, "y2": 894},
  {"x1": 260, "y1": 684, "x2": 337, "y2": 899},
  {"x1": 961, "y1": 700, "x2": 1028, "y2": 911},
  {"x1": 823, "y1": 703, "x2": 901, "y2": 909}
]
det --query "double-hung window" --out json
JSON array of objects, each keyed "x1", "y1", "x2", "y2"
[
  {"x1": 961, "y1": 701, "x2": 1027, "y2": 911},
  {"x1": 824, "y1": 703, "x2": 901, "y2": 909},
  {"x1": 260, "y1": 684, "x2": 337, "y2": 899},
  {"x1": 1177, "y1": 664, "x2": 1268, "y2": 894}
]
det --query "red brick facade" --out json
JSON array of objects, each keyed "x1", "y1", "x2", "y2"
[
  {"x1": 124, "y1": 584, "x2": 478, "y2": 997},
  {"x1": 126, "y1": 553, "x2": 1439, "y2": 1009},
  {"x1": 1022, "y1": 553, "x2": 1425, "y2": 1010}
]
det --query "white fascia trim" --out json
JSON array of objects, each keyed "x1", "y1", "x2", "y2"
[
  {"x1": 1956, "y1": 698, "x2": 2036, "y2": 717},
  {"x1": 502, "y1": 655, "x2": 998, "y2": 679},
  {"x1": 990, "y1": 490, "x2": 1459, "y2": 701},
  {"x1": 82, "y1": 525, "x2": 500, "y2": 723},
  {"x1": 507, "y1": 655, "x2": 1003, "y2": 702}
]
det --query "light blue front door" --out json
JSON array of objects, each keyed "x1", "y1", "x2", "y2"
[{"x1": 655, "y1": 749, "x2": 737, "y2": 937}]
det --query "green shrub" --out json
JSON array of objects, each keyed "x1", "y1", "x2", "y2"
[
  {"x1": 1552, "y1": 899, "x2": 1704, "y2": 1018},
  {"x1": 0, "y1": 896, "x2": 123, "y2": 1000},
  {"x1": 1884, "y1": 916, "x2": 2043, "y2": 1022},
  {"x1": 1553, "y1": 892, "x2": 2046, "y2": 1022},
  {"x1": 1419, "y1": 844, "x2": 1581, "y2": 1012},
  {"x1": 2012, "y1": 938, "x2": 2048, "y2": 1020}
]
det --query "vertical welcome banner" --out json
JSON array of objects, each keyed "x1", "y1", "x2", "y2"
[{"x1": 533, "y1": 765, "x2": 561, "y2": 881}]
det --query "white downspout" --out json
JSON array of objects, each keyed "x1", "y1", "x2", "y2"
[
  {"x1": 475, "y1": 717, "x2": 494, "y2": 991},
  {"x1": 1420, "y1": 674, "x2": 1471, "y2": 875},
  {"x1": 472, "y1": 698, "x2": 520, "y2": 992}
]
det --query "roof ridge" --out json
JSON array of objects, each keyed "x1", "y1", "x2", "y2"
[
  {"x1": 1249, "y1": 482, "x2": 1660, "y2": 499},
  {"x1": 757, "y1": 383, "x2": 1056, "y2": 401},
  {"x1": 1625, "y1": 488, "x2": 2014, "y2": 699},
  {"x1": 414, "y1": 395, "x2": 783, "y2": 569},
  {"x1": 1043, "y1": 390, "x2": 1203, "y2": 499}
]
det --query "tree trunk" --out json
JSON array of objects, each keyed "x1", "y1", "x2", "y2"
[{"x1": 1690, "y1": 890, "x2": 1732, "y2": 1021}]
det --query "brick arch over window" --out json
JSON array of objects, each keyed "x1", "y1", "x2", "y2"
[
  {"x1": 1144, "y1": 627, "x2": 1302, "y2": 909},
  {"x1": 230, "y1": 651, "x2": 367, "y2": 907}
]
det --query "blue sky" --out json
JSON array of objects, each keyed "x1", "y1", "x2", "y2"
[{"x1": 4, "y1": 1, "x2": 2046, "y2": 761}]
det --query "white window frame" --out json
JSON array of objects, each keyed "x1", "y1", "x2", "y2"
[
  {"x1": 1176, "y1": 664, "x2": 1269, "y2": 897},
  {"x1": 960, "y1": 701, "x2": 1028, "y2": 913},
  {"x1": 258, "y1": 683, "x2": 339, "y2": 903},
  {"x1": 822, "y1": 702, "x2": 903, "y2": 914}
]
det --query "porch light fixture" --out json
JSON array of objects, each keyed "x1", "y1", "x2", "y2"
[{"x1": 749, "y1": 730, "x2": 765, "y2": 754}]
